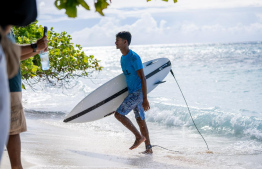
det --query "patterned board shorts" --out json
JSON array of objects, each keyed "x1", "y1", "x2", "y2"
[
  {"x1": 9, "y1": 92, "x2": 27, "y2": 135},
  {"x1": 116, "y1": 89, "x2": 145, "y2": 120}
]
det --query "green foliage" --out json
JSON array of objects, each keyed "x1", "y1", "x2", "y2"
[
  {"x1": 54, "y1": 0, "x2": 177, "y2": 18},
  {"x1": 55, "y1": 0, "x2": 90, "y2": 18},
  {"x1": 95, "y1": 0, "x2": 110, "y2": 16},
  {"x1": 13, "y1": 21, "x2": 103, "y2": 89}
]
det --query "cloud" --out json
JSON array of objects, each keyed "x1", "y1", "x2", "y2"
[
  {"x1": 71, "y1": 17, "x2": 120, "y2": 46},
  {"x1": 37, "y1": 0, "x2": 262, "y2": 23},
  {"x1": 256, "y1": 13, "x2": 262, "y2": 22},
  {"x1": 71, "y1": 13, "x2": 167, "y2": 46},
  {"x1": 71, "y1": 12, "x2": 262, "y2": 47},
  {"x1": 36, "y1": 0, "x2": 262, "y2": 46},
  {"x1": 110, "y1": 0, "x2": 262, "y2": 9},
  {"x1": 107, "y1": 0, "x2": 262, "y2": 17}
]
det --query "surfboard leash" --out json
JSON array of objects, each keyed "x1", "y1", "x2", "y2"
[
  {"x1": 169, "y1": 69, "x2": 210, "y2": 151},
  {"x1": 151, "y1": 145, "x2": 180, "y2": 153}
]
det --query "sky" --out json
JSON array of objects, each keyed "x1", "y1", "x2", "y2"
[{"x1": 37, "y1": 0, "x2": 262, "y2": 47}]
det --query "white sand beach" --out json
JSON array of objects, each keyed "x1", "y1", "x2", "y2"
[
  {"x1": 1, "y1": 112, "x2": 204, "y2": 169},
  {"x1": 1, "y1": 109, "x2": 262, "y2": 169}
]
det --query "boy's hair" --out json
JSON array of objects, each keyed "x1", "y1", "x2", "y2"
[{"x1": 116, "y1": 31, "x2": 132, "y2": 46}]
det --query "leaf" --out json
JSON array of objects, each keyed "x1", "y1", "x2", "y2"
[
  {"x1": 31, "y1": 65, "x2": 38, "y2": 73},
  {"x1": 65, "y1": 1, "x2": 77, "y2": 18},
  {"x1": 55, "y1": 51, "x2": 61, "y2": 56},
  {"x1": 77, "y1": 0, "x2": 90, "y2": 10},
  {"x1": 54, "y1": 0, "x2": 66, "y2": 10},
  {"x1": 22, "y1": 83, "x2": 26, "y2": 90},
  {"x1": 84, "y1": 57, "x2": 88, "y2": 63},
  {"x1": 55, "y1": 0, "x2": 78, "y2": 18},
  {"x1": 95, "y1": 0, "x2": 109, "y2": 16}
]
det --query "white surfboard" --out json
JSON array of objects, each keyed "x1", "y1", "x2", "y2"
[
  {"x1": 64, "y1": 58, "x2": 171, "y2": 123},
  {"x1": 0, "y1": 52, "x2": 10, "y2": 161}
]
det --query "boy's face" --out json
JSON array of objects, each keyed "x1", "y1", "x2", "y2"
[{"x1": 115, "y1": 37, "x2": 127, "y2": 49}]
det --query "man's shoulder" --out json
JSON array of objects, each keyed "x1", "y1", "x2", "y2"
[
  {"x1": 130, "y1": 50, "x2": 141, "y2": 62},
  {"x1": 130, "y1": 50, "x2": 139, "y2": 57}
]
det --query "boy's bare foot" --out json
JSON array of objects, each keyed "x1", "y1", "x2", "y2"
[
  {"x1": 129, "y1": 136, "x2": 146, "y2": 150},
  {"x1": 140, "y1": 148, "x2": 153, "y2": 154}
]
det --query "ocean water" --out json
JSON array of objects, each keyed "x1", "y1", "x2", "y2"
[{"x1": 22, "y1": 42, "x2": 262, "y2": 168}]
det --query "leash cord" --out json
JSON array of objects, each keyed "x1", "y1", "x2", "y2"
[
  {"x1": 152, "y1": 145, "x2": 180, "y2": 153},
  {"x1": 170, "y1": 69, "x2": 209, "y2": 150},
  {"x1": 151, "y1": 145, "x2": 180, "y2": 153}
]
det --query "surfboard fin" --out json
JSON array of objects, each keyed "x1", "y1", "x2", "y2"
[
  {"x1": 146, "y1": 60, "x2": 158, "y2": 66},
  {"x1": 154, "y1": 81, "x2": 166, "y2": 85}
]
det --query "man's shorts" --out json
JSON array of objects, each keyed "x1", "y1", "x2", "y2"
[
  {"x1": 9, "y1": 92, "x2": 27, "y2": 135},
  {"x1": 116, "y1": 89, "x2": 145, "y2": 120}
]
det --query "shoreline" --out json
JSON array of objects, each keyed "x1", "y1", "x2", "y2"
[
  {"x1": 1, "y1": 116, "x2": 187, "y2": 169},
  {"x1": 1, "y1": 111, "x2": 262, "y2": 169}
]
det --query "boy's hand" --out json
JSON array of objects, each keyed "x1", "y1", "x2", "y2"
[
  {"x1": 36, "y1": 47, "x2": 48, "y2": 54},
  {"x1": 36, "y1": 35, "x2": 48, "y2": 52},
  {"x1": 142, "y1": 98, "x2": 150, "y2": 112}
]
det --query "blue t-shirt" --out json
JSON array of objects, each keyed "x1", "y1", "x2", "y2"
[
  {"x1": 120, "y1": 50, "x2": 143, "y2": 93},
  {"x1": 7, "y1": 30, "x2": 22, "y2": 92}
]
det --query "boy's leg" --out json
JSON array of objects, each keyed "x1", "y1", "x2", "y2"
[
  {"x1": 136, "y1": 117, "x2": 150, "y2": 145},
  {"x1": 8, "y1": 92, "x2": 27, "y2": 168},
  {"x1": 7, "y1": 134, "x2": 23, "y2": 169},
  {"x1": 115, "y1": 90, "x2": 146, "y2": 150},
  {"x1": 136, "y1": 117, "x2": 153, "y2": 154},
  {"x1": 115, "y1": 112, "x2": 145, "y2": 150}
]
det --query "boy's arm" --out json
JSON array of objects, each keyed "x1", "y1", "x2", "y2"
[
  {"x1": 20, "y1": 36, "x2": 48, "y2": 56},
  {"x1": 20, "y1": 47, "x2": 48, "y2": 61},
  {"x1": 137, "y1": 68, "x2": 150, "y2": 111},
  {"x1": 20, "y1": 51, "x2": 39, "y2": 61}
]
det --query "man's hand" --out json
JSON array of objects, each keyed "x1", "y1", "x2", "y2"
[
  {"x1": 36, "y1": 35, "x2": 48, "y2": 52},
  {"x1": 35, "y1": 47, "x2": 48, "y2": 55},
  {"x1": 42, "y1": 47, "x2": 48, "y2": 52},
  {"x1": 142, "y1": 98, "x2": 150, "y2": 112}
]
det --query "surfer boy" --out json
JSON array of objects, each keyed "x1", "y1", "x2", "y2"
[{"x1": 114, "y1": 31, "x2": 153, "y2": 154}]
